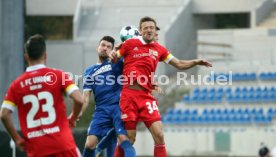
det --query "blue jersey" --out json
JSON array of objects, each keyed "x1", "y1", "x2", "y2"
[{"x1": 83, "y1": 59, "x2": 123, "y2": 107}]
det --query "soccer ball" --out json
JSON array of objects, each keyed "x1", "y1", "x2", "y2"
[{"x1": 119, "y1": 25, "x2": 140, "y2": 42}]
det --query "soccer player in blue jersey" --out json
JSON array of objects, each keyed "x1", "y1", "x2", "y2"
[{"x1": 81, "y1": 36, "x2": 136, "y2": 157}]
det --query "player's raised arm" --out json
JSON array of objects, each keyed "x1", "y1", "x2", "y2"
[{"x1": 168, "y1": 57, "x2": 212, "y2": 70}]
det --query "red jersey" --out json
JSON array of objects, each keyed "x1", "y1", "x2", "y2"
[
  {"x1": 118, "y1": 36, "x2": 174, "y2": 91},
  {"x1": 1, "y1": 64, "x2": 79, "y2": 156}
]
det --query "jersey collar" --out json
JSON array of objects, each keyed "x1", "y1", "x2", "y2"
[
  {"x1": 137, "y1": 36, "x2": 156, "y2": 45},
  {"x1": 138, "y1": 36, "x2": 147, "y2": 44},
  {"x1": 26, "y1": 64, "x2": 46, "y2": 72}
]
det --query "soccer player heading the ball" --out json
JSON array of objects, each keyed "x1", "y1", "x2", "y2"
[{"x1": 109, "y1": 16, "x2": 212, "y2": 157}]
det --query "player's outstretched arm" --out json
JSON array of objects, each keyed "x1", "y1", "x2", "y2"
[
  {"x1": 68, "y1": 90, "x2": 83, "y2": 128},
  {"x1": 168, "y1": 57, "x2": 212, "y2": 70},
  {"x1": 78, "y1": 91, "x2": 91, "y2": 118},
  {"x1": 0, "y1": 108, "x2": 25, "y2": 151}
]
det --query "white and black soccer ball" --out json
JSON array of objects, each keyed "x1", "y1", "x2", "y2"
[{"x1": 119, "y1": 25, "x2": 140, "y2": 42}]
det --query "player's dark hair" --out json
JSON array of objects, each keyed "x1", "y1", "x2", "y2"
[
  {"x1": 100, "y1": 36, "x2": 115, "y2": 48},
  {"x1": 24, "y1": 34, "x2": 46, "y2": 60},
  {"x1": 139, "y1": 16, "x2": 157, "y2": 30}
]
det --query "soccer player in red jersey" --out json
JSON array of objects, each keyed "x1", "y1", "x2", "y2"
[
  {"x1": 0, "y1": 34, "x2": 83, "y2": 157},
  {"x1": 110, "y1": 16, "x2": 212, "y2": 157}
]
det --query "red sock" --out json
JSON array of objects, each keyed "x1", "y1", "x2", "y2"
[
  {"x1": 114, "y1": 145, "x2": 125, "y2": 157},
  {"x1": 154, "y1": 144, "x2": 167, "y2": 157}
]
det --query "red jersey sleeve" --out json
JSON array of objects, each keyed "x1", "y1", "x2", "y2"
[
  {"x1": 159, "y1": 46, "x2": 174, "y2": 64},
  {"x1": 117, "y1": 40, "x2": 131, "y2": 57},
  {"x1": 60, "y1": 71, "x2": 79, "y2": 95},
  {"x1": 2, "y1": 82, "x2": 17, "y2": 112}
]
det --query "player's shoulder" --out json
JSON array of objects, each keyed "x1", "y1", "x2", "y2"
[
  {"x1": 83, "y1": 64, "x2": 99, "y2": 75},
  {"x1": 153, "y1": 42, "x2": 167, "y2": 50},
  {"x1": 43, "y1": 67, "x2": 66, "y2": 76}
]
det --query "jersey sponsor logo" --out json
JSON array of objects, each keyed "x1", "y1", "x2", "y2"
[
  {"x1": 149, "y1": 49, "x2": 158, "y2": 56},
  {"x1": 121, "y1": 114, "x2": 128, "y2": 119},
  {"x1": 132, "y1": 49, "x2": 157, "y2": 60},
  {"x1": 133, "y1": 53, "x2": 150, "y2": 58},
  {"x1": 92, "y1": 65, "x2": 112, "y2": 77}
]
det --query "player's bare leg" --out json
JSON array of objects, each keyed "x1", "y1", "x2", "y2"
[
  {"x1": 83, "y1": 135, "x2": 99, "y2": 157},
  {"x1": 148, "y1": 121, "x2": 166, "y2": 157}
]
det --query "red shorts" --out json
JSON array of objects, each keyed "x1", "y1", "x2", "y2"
[
  {"x1": 120, "y1": 88, "x2": 161, "y2": 123},
  {"x1": 27, "y1": 148, "x2": 81, "y2": 157}
]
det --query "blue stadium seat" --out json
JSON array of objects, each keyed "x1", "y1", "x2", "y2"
[
  {"x1": 175, "y1": 109, "x2": 182, "y2": 115},
  {"x1": 237, "y1": 108, "x2": 243, "y2": 115},
  {"x1": 259, "y1": 72, "x2": 267, "y2": 80},
  {"x1": 257, "y1": 108, "x2": 263, "y2": 115},
  {"x1": 251, "y1": 108, "x2": 257, "y2": 115},
  {"x1": 262, "y1": 93, "x2": 269, "y2": 102},
  {"x1": 223, "y1": 108, "x2": 229, "y2": 115},
  {"x1": 270, "y1": 87, "x2": 276, "y2": 92},
  {"x1": 191, "y1": 109, "x2": 198, "y2": 116},
  {"x1": 244, "y1": 116, "x2": 251, "y2": 124},
  {"x1": 183, "y1": 95, "x2": 190, "y2": 102},
  {"x1": 210, "y1": 108, "x2": 216, "y2": 115},
  {"x1": 166, "y1": 108, "x2": 174, "y2": 115},
  {"x1": 210, "y1": 88, "x2": 216, "y2": 94},
  {"x1": 273, "y1": 72, "x2": 276, "y2": 80},
  {"x1": 217, "y1": 87, "x2": 224, "y2": 94},
  {"x1": 249, "y1": 87, "x2": 255, "y2": 94},
  {"x1": 256, "y1": 87, "x2": 262, "y2": 95},
  {"x1": 201, "y1": 88, "x2": 208, "y2": 94},
  {"x1": 216, "y1": 108, "x2": 222, "y2": 115},
  {"x1": 230, "y1": 108, "x2": 236, "y2": 115},
  {"x1": 190, "y1": 116, "x2": 197, "y2": 124},
  {"x1": 266, "y1": 116, "x2": 272, "y2": 124},
  {"x1": 222, "y1": 115, "x2": 230, "y2": 124},
  {"x1": 173, "y1": 116, "x2": 181, "y2": 124},
  {"x1": 267, "y1": 72, "x2": 274, "y2": 80},
  {"x1": 241, "y1": 93, "x2": 247, "y2": 103},
  {"x1": 194, "y1": 88, "x2": 200, "y2": 94},
  {"x1": 249, "y1": 72, "x2": 257, "y2": 80},
  {"x1": 242, "y1": 87, "x2": 248, "y2": 93},
  {"x1": 244, "y1": 108, "x2": 249, "y2": 115},
  {"x1": 184, "y1": 109, "x2": 191, "y2": 116},
  {"x1": 267, "y1": 108, "x2": 274, "y2": 116},
  {"x1": 248, "y1": 93, "x2": 255, "y2": 103},
  {"x1": 227, "y1": 94, "x2": 233, "y2": 103},
  {"x1": 263, "y1": 86, "x2": 268, "y2": 93},
  {"x1": 202, "y1": 109, "x2": 208, "y2": 115},
  {"x1": 225, "y1": 87, "x2": 232, "y2": 94},
  {"x1": 235, "y1": 87, "x2": 241, "y2": 93},
  {"x1": 197, "y1": 116, "x2": 203, "y2": 124},
  {"x1": 216, "y1": 93, "x2": 223, "y2": 103},
  {"x1": 208, "y1": 94, "x2": 216, "y2": 103},
  {"x1": 163, "y1": 115, "x2": 173, "y2": 124}
]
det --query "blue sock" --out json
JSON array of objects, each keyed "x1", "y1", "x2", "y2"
[
  {"x1": 106, "y1": 135, "x2": 117, "y2": 157},
  {"x1": 120, "y1": 140, "x2": 136, "y2": 157},
  {"x1": 83, "y1": 148, "x2": 95, "y2": 157}
]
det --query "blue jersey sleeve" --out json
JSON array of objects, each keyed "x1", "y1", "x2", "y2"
[
  {"x1": 118, "y1": 58, "x2": 124, "y2": 69},
  {"x1": 83, "y1": 65, "x2": 95, "y2": 91}
]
